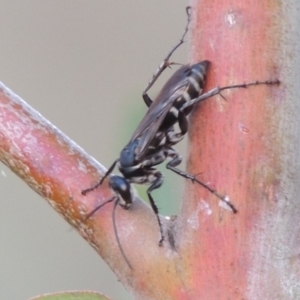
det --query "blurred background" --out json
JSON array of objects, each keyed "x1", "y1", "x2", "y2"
[{"x1": 0, "y1": 1, "x2": 190, "y2": 299}]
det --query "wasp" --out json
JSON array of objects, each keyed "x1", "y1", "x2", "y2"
[
  {"x1": 82, "y1": 7, "x2": 279, "y2": 268},
  {"x1": 82, "y1": 8, "x2": 211, "y2": 245}
]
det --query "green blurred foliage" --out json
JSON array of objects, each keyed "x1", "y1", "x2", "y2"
[{"x1": 30, "y1": 291, "x2": 110, "y2": 300}]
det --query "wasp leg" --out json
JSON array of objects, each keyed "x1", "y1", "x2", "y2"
[
  {"x1": 180, "y1": 80, "x2": 280, "y2": 111},
  {"x1": 143, "y1": 93, "x2": 153, "y2": 107},
  {"x1": 178, "y1": 110, "x2": 188, "y2": 135},
  {"x1": 142, "y1": 6, "x2": 192, "y2": 96},
  {"x1": 165, "y1": 147, "x2": 238, "y2": 213},
  {"x1": 82, "y1": 159, "x2": 119, "y2": 195},
  {"x1": 140, "y1": 149, "x2": 166, "y2": 168},
  {"x1": 166, "y1": 111, "x2": 188, "y2": 145},
  {"x1": 146, "y1": 170, "x2": 165, "y2": 246}
]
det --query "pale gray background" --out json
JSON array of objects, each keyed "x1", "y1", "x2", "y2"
[{"x1": 0, "y1": 1, "x2": 190, "y2": 300}]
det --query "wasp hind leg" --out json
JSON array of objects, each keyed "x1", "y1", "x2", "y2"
[
  {"x1": 180, "y1": 80, "x2": 280, "y2": 112},
  {"x1": 165, "y1": 147, "x2": 238, "y2": 213},
  {"x1": 142, "y1": 7, "x2": 192, "y2": 97},
  {"x1": 143, "y1": 93, "x2": 153, "y2": 107}
]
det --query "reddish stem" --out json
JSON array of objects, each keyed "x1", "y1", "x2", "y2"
[{"x1": 0, "y1": 0, "x2": 296, "y2": 299}]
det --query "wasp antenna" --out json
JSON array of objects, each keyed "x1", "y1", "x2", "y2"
[
  {"x1": 112, "y1": 199, "x2": 133, "y2": 269},
  {"x1": 84, "y1": 196, "x2": 117, "y2": 221}
]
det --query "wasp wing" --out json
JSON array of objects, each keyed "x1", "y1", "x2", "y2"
[{"x1": 129, "y1": 65, "x2": 193, "y2": 159}]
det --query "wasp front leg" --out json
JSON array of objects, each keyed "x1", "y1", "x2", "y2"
[
  {"x1": 81, "y1": 159, "x2": 119, "y2": 196},
  {"x1": 144, "y1": 169, "x2": 165, "y2": 246}
]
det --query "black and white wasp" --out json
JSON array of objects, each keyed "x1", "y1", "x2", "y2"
[{"x1": 82, "y1": 7, "x2": 279, "y2": 268}]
